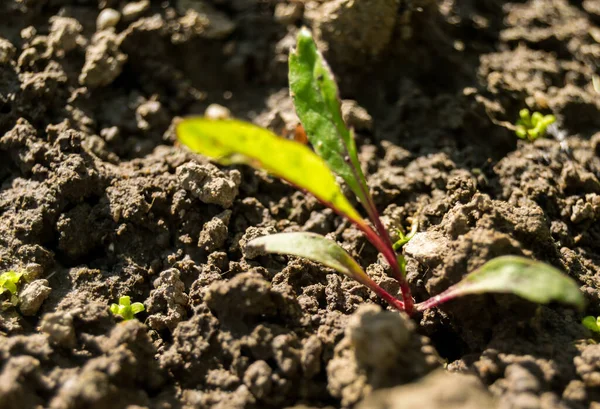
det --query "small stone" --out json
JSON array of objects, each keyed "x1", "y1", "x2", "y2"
[
  {"x1": 97, "y1": 8, "x2": 121, "y2": 31},
  {"x1": 239, "y1": 226, "x2": 277, "y2": 259},
  {"x1": 39, "y1": 312, "x2": 76, "y2": 348},
  {"x1": 346, "y1": 304, "x2": 413, "y2": 369},
  {"x1": 274, "y1": 3, "x2": 303, "y2": 25},
  {"x1": 48, "y1": 17, "x2": 83, "y2": 53},
  {"x1": 22, "y1": 263, "x2": 44, "y2": 281},
  {"x1": 79, "y1": 30, "x2": 127, "y2": 88},
  {"x1": 18, "y1": 279, "x2": 51, "y2": 316},
  {"x1": 205, "y1": 103, "x2": 231, "y2": 120},
  {"x1": 136, "y1": 99, "x2": 168, "y2": 131},
  {"x1": 198, "y1": 210, "x2": 232, "y2": 252},
  {"x1": 243, "y1": 360, "x2": 273, "y2": 400},
  {"x1": 0, "y1": 37, "x2": 16, "y2": 64},
  {"x1": 177, "y1": 162, "x2": 241, "y2": 208},
  {"x1": 122, "y1": 0, "x2": 150, "y2": 21},
  {"x1": 177, "y1": 0, "x2": 236, "y2": 39},
  {"x1": 342, "y1": 100, "x2": 373, "y2": 131}
]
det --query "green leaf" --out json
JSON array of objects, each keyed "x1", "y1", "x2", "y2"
[
  {"x1": 289, "y1": 28, "x2": 371, "y2": 211},
  {"x1": 119, "y1": 296, "x2": 131, "y2": 307},
  {"x1": 248, "y1": 232, "x2": 406, "y2": 310},
  {"x1": 177, "y1": 118, "x2": 363, "y2": 225},
  {"x1": 0, "y1": 271, "x2": 23, "y2": 295},
  {"x1": 131, "y1": 302, "x2": 145, "y2": 314},
  {"x1": 110, "y1": 304, "x2": 120, "y2": 315},
  {"x1": 417, "y1": 256, "x2": 585, "y2": 311},
  {"x1": 249, "y1": 232, "x2": 376, "y2": 285},
  {"x1": 582, "y1": 316, "x2": 600, "y2": 333}
]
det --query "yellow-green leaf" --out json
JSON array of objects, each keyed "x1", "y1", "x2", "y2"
[{"x1": 177, "y1": 118, "x2": 363, "y2": 224}]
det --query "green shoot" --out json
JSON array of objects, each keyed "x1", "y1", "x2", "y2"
[
  {"x1": 0, "y1": 271, "x2": 23, "y2": 307},
  {"x1": 515, "y1": 109, "x2": 556, "y2": 142},
  {"x1": 393, "y1": 217, "x2": 419, "y2": 251},
  {"x1": 288, "y1": 27, "x2": 412, "y2": 309},
  {"x1": 583, "y1": 316, "x2": 600, "y2": 333},
  {"x1": 176, "y1": 28, "x2": 584, "y2": 316},
  {"x1": 110, "y1": 296, "x2": 145, "y2": 321}
]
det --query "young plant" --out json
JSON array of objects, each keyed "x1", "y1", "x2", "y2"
[
  {"x1": 0, "y1": 270, "x2": 23, "y2": 308},
  {"x1": 110, "y1": 296, "x2": 145, "y2": 321},
  {"x1": 582, "y1": 316, "x2": 600, "y2": 334},
  {"x1": 515, "y1": 108, "x2": 556, "y2": 142},
  {"x1": 176, "y1": 28, "x2": 584, "y2": 316}
]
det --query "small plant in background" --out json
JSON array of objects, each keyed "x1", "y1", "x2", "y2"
[
  {"x1": 515, "y1": 108, "x2": 556, "y2": 142},
  {"x1": 0, "y1": 270, "x2": 23, "y2": 308},
  {"x1": 582, "y1": 315, "x2": 600, "y2": 334},
  {"x1": 110, "y1": 296, "x2": 145, "y2": 321},
  {"x1": 176, "y1": 28, "x2": 584, "y2": 316}
]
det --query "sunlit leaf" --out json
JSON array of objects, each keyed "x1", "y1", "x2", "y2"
[
  {"x1": 0, "y1": 271, "x2": 23, "y2": 295},
  {"x1": 177, "y1": 118, "x2": 363, "y2": 224},
  {"x1": 110, "y1": 304, "x2": 120, "y2": 315},
  {"x1": 582, "y1": 316, "x2": 600, "y2": 333},
  {"x1": 289, "y1": 28, "x2": 372, "y2": 211},
  {"x1": 248, "y1": 232, "x2": 405, "y2": 310},
  {"x1": 416, "y1": 256, "x2": 585, "y2": 311},
  {"x1": 131, "y1": 302, "x2": 145, "y2": 314}
]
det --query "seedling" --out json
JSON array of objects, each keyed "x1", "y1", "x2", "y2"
[
  {"x1": 0, "y1": 270, "x2": 23, "y2": 308},
  {"x1": 110, "y1": 296, "x2": 145, "y2": 321},
  {"x1": 176, "y1": 28, "x2": 584, "y2": 316},
  {"x1": 583, "y1": 316, "x2": 600, "y2": 334},
  {"x1": 515, "y1": 109, "x2": 556, "y2": 142}
]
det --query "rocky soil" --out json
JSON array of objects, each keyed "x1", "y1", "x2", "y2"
[{"x1": 1, "y1": 1, "x2": 600, "y2": 408}]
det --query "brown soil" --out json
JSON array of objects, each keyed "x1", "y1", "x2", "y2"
[{"x1": 1, "y1": 1, "x2": 600, "y2": 408}]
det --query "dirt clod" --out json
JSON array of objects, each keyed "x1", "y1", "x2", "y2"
[{"x1": 18, "y1": 279, "x2": 51, "y2": 316}]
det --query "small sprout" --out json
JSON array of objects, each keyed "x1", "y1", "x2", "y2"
[
  {"x1": 176, "y1": 28, "x2": 584, "y2": 316},
  {"x1": 110, "y1": 296, "x2": 145, "y2": 321},
  {"x1": 0, "y1": 271, "x2": 23, "y2": 307},
  {"x1": 515, "y1": 108, "x2": 556, "y2": 142},
  {"x1": 393, "y1": 217, "x2": 419, "y2": 251},
  {"x1": 583, "y1": 316, "x2": 600, "y2": 333}
]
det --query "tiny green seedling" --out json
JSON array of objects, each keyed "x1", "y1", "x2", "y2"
[
  {"x1": 176, "y1": 28, "x2": 584, "y2": 316},
  {"x1": 515, "y1": 109, "x2": 556, "y2": 142},
  {"x1": 110, "y1": 296, "x2": 145, "y2": 321},
  {"x1": 0, "y1": 270, "x2": 23, "y2": 308},
  {"x1": 582, "y1": 316, "x2": 600, "y2": 334}
]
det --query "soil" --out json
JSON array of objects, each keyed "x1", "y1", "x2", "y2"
[{"x1": 1, "y1": 0, "x2": 600, "y2": 408}]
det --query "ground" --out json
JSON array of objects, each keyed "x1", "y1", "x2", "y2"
[{"x1": 0, "y1": 1, "x2": 600, "y2": 408}]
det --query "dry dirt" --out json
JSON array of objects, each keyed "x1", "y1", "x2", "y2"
[{"x1": 1, "y1": 1, "x2": 600, "y2": 409}]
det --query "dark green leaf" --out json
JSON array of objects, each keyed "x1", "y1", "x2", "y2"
[{"x1": 289, "y1": 28, "x2": 371, "y2": 210}]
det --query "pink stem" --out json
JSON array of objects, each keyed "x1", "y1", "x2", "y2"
[
  {"x1": 370, "y1": 282, "x2": 405, "y2": 311},
  {"x1": 414, "y1": 288, "x2": 460, "y2": 311},
  {"x1": 356, "y1": 220, "x2": 415, "y2": 315}
]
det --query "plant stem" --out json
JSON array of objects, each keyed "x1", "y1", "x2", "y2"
[
  {"x1": 309, "y1": 193, "x2": 415, "y2": 314},
  {"x1": 414, "y1": 288, "x2": 460, "y2": 311},
  {"x1": 357, "y1": 220, "x2": 415, "y2": 315},
  {"x1": 356, "y1": 267, "x2": 405, "y2": 311}
]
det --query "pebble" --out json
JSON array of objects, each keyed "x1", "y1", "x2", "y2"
[
  {"x1": 205, "y1": 103, "x2": 231, "y2": 119},
  {"x1": 97, "y1": 8, "x2": 121, "y2": 31},
  {"x1": 122, "y1": 0, "x2": 150, "y2": 22}
]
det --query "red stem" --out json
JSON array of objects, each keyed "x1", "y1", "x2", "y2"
[
  {"x1": 355, "y1": 220, "x2": 415, "y2": 315},
  {"x1": 369, "y1": 281, "x2": 405, "y2": 311},
  {"x1": 414, "y1": 288, "x2": 460, "y2": 311}
]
